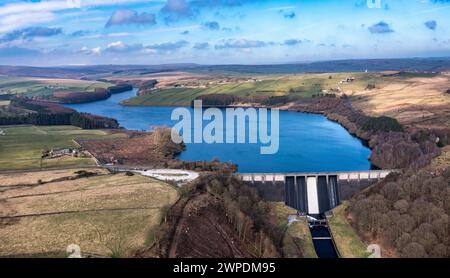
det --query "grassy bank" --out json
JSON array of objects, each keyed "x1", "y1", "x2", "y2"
[
  {"x1": 0, "y1": 76, "x2": 112, "y2": 98},
  {"x1": 0, "y1": 169, "x2": 179, "y2": 257},
  {"x1": 270, "y1": 203, "x2": 317, "y2": 258},
  {"x1": 328, "y1": 202, "x2": 369, "y2": 258},
  {"x1": 122, "y1": 73, "x2": 380, "y2": 106},
  {"x1": 0, "y1": 125, "x2": 126, "y2": 171}
]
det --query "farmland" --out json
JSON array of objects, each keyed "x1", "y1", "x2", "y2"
[
  {"x1": 122, "y1": 72, "x2": 381, "y2": 106},
  {"x1": 0, "y1": 169, "x2": 179, "y2": 257},
  {"x1": 0, "y1": 125, "x2": 126, "y2": 171},
  {"x1": 0, "y1": 76, "x2": 113, "y2": 98}
]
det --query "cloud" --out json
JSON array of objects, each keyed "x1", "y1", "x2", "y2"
[
  {"x1": 215, "y1": 39, "x2": 269, "y2": 49},
  {"x1": 146, "y1": 40, "x2": 189, "y2": 52},
  {"x1": 283, "y1": 39, "x2": 302, "y2": 46},
  {"x1": 0, "y1": 26, "x2": 62, "y2": 43},
  {"x1": 105, "y1": 41, "x2": 144, "y2": 53},
  {"x1": 71, "y1": 30, "x2": 91, "y2": 37},
  {"x1": 161, "y1": 0, "x2": 193, "y2": 22},
  {"x1": 161, "y1": 0, "x2": 251, "y2": 22},
  {"x1": 368, "y1": 21, "x2": 394, "y2": 34},
  {"x1": 190, "y1": 0, "x2": 250, "y2": 8},
  {"x1": 78, "y1": 46, "x2": 102, "y2": 55},
  {"x1": 76, "y1": 40, "x2": 190, "y2": 56},
  {"x1": 317, "y1": 43, "x2": 336, "y2": 47},
  {"x1": 193, "y1": 42, "x2": 209, "y2": 50},
  {"x1": 0, "y1": 0, "x2": 151, "y2": 32},
  {"x1": 106, "y1": 9, "x2": 156, "y2": 27},
  {"x1": 424, "y1": 20, "x2": 437, "y2": 30},
  {"x1": 0, "y1": 46, "x2": 41, "y2": 57},
  {"x1": 203, "y1": 21, "x2": 220, "y2": 30},
  {"x1": 283, "y1": 11, "x2": 296, "y2": 19}
]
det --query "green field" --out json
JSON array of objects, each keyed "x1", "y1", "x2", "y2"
[
  {"x1": 122, "y1": 73, "x2": 382, "y2": 106},
  {"x1": 0, "y1": 125, "x2": 126, "y2": 171},
  {"x1": 0, "y1": 76, "x2": 113, "y2": 98},
  {"x1": 328, "y1": 202, "x2": 369, "y2": 258}
]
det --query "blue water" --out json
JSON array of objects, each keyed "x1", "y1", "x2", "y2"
[{"x1": 66, "y1": 89, "x2": 371, "y2": 173}]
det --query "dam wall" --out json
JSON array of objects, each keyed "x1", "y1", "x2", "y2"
[{"x1": 239, "y1": 170, "x2": 396, "y2": 214}]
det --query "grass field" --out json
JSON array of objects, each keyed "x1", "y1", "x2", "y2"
[
  {"x1": 0, "y1": 76, "x2": 112, "y2": 98},
  {"x1": 270, "y1": 202, "x2": 317, "y2": 258},
  {"x1": 351, "y1": 73, "x2": 450, "y2": 129},
  {"x1": 0, "y1": 125, "x2": 126, "y2": 171},
  {"x1": 120, "y1": 71, "x2": 450, "y2": 131},
  {"x1": 0, "y1": 169, "x2": 179, "y2": 257},
  {"x1": 328, "y1": 202, "x2": 369, "y2": 258},
  {"x1": 122, "y1": 73, "x2": 380, "y2": 106}
]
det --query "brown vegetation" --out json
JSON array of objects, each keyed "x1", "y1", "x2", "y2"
[
  {"x1": 193, "y1": 94, "x2": 239, "y2": 107},
  {"x1": 351, "y1": 74, "x2": 450, "y2": 129},
  {"x1": 77, "y1": 130, "x2": 177, "y2": 166},
  {"x1": 0, "y1": 99, "x2": 119, "y2": 129},
  {"x1": 348, "y1": 167, "x2": 450, "y2": 258},
  {"x1": 290, "y1": 97, "x2": 444, "y2": 169},
  {"x1": 52, "y1": 88, "x2": 110, "y2": 104},
  {"x1": 144, "y1": 172, "x2": 284, "y2": 258},
  {"x1": 77, "y1": 127, "x2": 237, "y2": 171},
  {"x1": 0, "y1": 169, "x2": 178, "y2": 257}
]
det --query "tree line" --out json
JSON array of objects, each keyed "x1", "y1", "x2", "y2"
[
  {"x1": 349, "y1": 168, "x2": 450, "y2": 258},
  {"x1": 0, "y1": 99, "x2": 119, "y2": 129}
]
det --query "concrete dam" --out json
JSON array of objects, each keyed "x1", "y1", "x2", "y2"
[{"x1": 238, "y1": 170, "x2": 395, "y2": 215}]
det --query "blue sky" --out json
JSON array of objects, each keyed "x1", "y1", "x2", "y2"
[{"x1": 0, "y1": 0, "x2": 449, "y2": 66}]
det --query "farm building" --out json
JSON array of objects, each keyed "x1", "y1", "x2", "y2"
[{"x1": 42, "y1": 148, "x2": 79, "y2": 159}]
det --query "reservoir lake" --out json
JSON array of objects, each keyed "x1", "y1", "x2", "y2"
[{"x1": 67, "y1": 89, "x2": 372, "y2": 173}]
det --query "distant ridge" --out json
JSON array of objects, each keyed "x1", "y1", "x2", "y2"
[{"x1": 1, "y1": 58, "x2": 449, "y2": 78}]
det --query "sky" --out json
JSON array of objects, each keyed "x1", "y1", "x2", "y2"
[{"x1": 0, "y1": 0, "x2": 449, "y2": 66}]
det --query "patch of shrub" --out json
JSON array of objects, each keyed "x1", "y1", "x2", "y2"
[
  {"x1": 193, "y1": 172, "x2": 284, "y2": 257},
  {"x1": 260, "y1": 95, "x2": 290, "y2": 106},
  {"x1": 193, "y1": 94, "x2": 238, "y2": 107},
  {"x1": 108, "y1": 84, "x2": 133, "y2": 94},
  {"x1": 362, "y1": 116, "x2": 404, "y2": 133}
]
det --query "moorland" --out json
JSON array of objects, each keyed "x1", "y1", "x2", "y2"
[{"x1": 1, "y1": 58, "x2": 450, "y2": 258}]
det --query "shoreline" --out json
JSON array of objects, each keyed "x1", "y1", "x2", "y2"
[
  {"x1": 54, "y1": 86, "x2": 377, "y2": 171},
  {"x1": 116, "y1": 94, "x2": 378, "y2": 169},
  {"x1": 67, "y1": 87, "x2": 441, "y2": 171}
]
